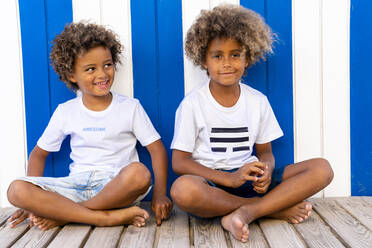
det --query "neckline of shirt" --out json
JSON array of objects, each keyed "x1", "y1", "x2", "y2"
[
  {"x1": 79, "y1": 92, "x2": 116, "y2": 117},
  {"x1": 206, "y1": 81, "x2": 243, "y2": 112}
]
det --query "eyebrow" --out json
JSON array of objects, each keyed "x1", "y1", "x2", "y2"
[
  {"x1": 209, "y1": 49, "x2": 243, "y2": 54},
  {"x1": 82, "y1": 59, "x2": 113, "y2": 67}
]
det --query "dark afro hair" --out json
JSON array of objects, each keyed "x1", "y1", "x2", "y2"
[
  {"x1": 185, "y1": 4, "x2": 274, "y2": 70},
  {"x1": 50, "y1": 22, "x2": 122, "y2": 91}
]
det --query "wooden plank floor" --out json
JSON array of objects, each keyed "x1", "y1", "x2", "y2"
[{"x1": 0, "y1": 197, "x2": 372, "y2": 248}]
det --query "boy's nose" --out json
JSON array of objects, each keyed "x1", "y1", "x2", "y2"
[{"x1": 97, "y1": 68, "x2": 109, "y2": 79}]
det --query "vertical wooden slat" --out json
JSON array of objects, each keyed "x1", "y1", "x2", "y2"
[
  {"x1": 336, "y1": 197, "x2": 372, "y2": 231},
  {"x1": 0, "y1": 221, "x2": 29, "y2": 247}
]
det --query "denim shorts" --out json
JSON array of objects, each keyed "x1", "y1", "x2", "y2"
[
  {"x1": 207, "y1": 165, "x2": 287, "y2": 198},
  {"x1": 18, "y1": 170, "x2": 151, "y2": 203}
]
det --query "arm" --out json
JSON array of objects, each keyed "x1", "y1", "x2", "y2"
[
  {"x1": 172, "y1": 149, "x2": 264, "y2": 188},
  {"x1": 27, "y1": 145, "x2": 50, "y2": 176},
  {"x1": 253, "y1": 142, "x2": 275, "y2": 193},
  {"x1": 146, "y1": 139, "x2": 172, "y2": 225}
]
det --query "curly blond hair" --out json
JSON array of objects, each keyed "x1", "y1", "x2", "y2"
[
  {"x1": 185, "y1": 4, "x2": 273, "y2": 70},
  {"x1": 50, "y1": 22, "x2": 122, "y2": 91}
]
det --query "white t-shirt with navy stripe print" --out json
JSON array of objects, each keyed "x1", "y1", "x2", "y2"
[{"x1": 171, "y1": 82, "x2": 283, "y2": 170}]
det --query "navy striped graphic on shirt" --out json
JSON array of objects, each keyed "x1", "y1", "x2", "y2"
[{"x1": 210, "y1": 127, "x2": 250, "y2": 152}]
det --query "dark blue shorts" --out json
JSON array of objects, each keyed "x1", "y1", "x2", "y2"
[{"x1": 206, "y1": 165, "x2": 287, "y2": 198}]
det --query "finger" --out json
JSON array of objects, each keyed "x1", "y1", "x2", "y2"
[
  {"x1": 249, "y1": 167, "x2": 265, "y2": 176},
  {"x1": 252, "y1": 162, "x2": 266, "y2": 169},
  {"x1": 155, "y1": 208, "x2": 162, "y2": 225}
]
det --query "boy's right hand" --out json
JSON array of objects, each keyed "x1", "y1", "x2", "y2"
[
  {"x1": 228, "y1": 162, "x2": 265, "y2": 188},
  {"x1": 8, "y1": 209, "x2": 33, "y2": 228}
]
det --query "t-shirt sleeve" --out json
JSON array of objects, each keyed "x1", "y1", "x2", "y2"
[
  {"x1": 171, "y1": 100, "x2": 196, "y2": 152},
  {"x1": 255, "y1": 96, "x2": 284, "y2": 144},
  {"x1": 37, "y1": 105, "x2": 67, "y2": 152},
  {"x1": 132, "y1": 101, "x2": 161, "y2": 146}
]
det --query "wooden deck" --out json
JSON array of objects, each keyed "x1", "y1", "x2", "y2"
[{"x1": 1, "y1": 197, "x2": 372, "y2": 248}]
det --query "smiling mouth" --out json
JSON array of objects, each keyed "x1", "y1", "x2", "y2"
[{"x1": 94, "y1": 80, "x2": 110, "y2": 89}]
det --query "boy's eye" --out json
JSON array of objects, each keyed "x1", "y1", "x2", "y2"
[
  {"x1": 86, "y1": 67, "x2": 95, "y2": 72},
  {"x1": 232, "y1": 53, "x2": 241, "y2": 58},
  {"x1": 104, "y1": 63, "x2": 113, "y2": 68},
  {"x1": 213, "y1": 55, "x2": 222, "y2": 59}
]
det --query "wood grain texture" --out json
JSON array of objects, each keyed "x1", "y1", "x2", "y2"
[
  {"x1": 118, "y1": 202, "x2": 156, "y2": 248},
  {"x1": 47, "y1": 224, "x2": 92, "y2": 248},
  {"x1": 156, "y1": 206, "x2": 189, "y2": 248},
  {"x1": 0, "y1": 220, "x2": 29, "y2": 247},
  {"x1": 230, "y1": 222, "x2": 269, "y2": 248},
  {"x1": 312, "y1": 198, "x2": 372, "y2": 248},
  {"x1": 336, "y1": 197, "x2": 372, "y2": 231},
  {"x1": 258, "y1": 218, "x2": 306, "y2": 248},
  {"x1": 12, "y1": 226, "x2": 60, "y2": 248},
  {"x1": 192, "y1": 217, "x2": 228, "y2": 248},
  {"x1": 83, "y1": 226, "x2": 124, "y2": 248},
  {"x1": 0, "y1": 207, "x2": 16, "y2": 226},
  {"x1": 294, "y1": 210, "x2": 345, "y2": 248}
]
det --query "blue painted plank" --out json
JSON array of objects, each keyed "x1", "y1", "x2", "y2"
[
  {"x1": 157, "y1": 0, "x2": 185, "y2": 191},
  {"x1": 241, "y1": 0, "x2": 294, "y2": 166},
  {"x1": 131, "y1": 0, "x2": 160, "y2": 199},
  {"x1": 44, "y1": 0, "x2": 74, "y2": 177},
  {"x1": 265, "y1": 0, "x2": 294, "y2": 166},
  {"x1": 240, "y1": 0, "x2": 268, "y2": 95},
  {"x1": 18, "y1": 0, "x2": 53, "y2": 176},
  {"x1": 350, "y1": 0, "x2": 372, "y2": 195}
]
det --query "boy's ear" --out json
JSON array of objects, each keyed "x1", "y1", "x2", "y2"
[{"x1": 68, "y1": 73, "x2": 77, "y2": 83}]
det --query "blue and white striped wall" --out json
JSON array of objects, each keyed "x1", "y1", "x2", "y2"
[{"x1": 1, "y1": 0, "x2": 369, "y2": 207}]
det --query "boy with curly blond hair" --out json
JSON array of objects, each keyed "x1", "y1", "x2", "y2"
[
  {"x1": 7, "y1": 22, "x2": 172, "y2": 230},
  {"x1": 170, "y1": 5, "x2": 333, "y2": 243}
]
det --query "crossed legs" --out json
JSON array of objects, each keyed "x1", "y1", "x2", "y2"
[
  {"x1": 7, "y1": 162, "x2": 151, "y2": 230},
  {"x1": 170, "y1": 158, "x2": 333, "y2": 242}
]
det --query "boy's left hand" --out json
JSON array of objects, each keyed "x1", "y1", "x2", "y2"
[
  {"x1": 252, "y1": 164, "x2": 272, "y2": 194},
  {"x1": 151, "y1": 193, "x2": 173, "y2": 226}
]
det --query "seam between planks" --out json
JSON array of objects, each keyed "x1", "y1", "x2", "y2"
[
  {"x1": 79, "y1": 226, "x2": 94, "y2": 248},
  {"x1": 312, "y1": 207, "x2": 352, "y2": 248}
]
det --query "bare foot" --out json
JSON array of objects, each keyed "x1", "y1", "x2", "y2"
[
  {"x1": 269, "y1": 201, "x2": 312, "y2": 224},
  {"x1": 221, "y1": 207, "x2": 253, "y2": 243},
  {"x1": 100, "y1": 206, "x2": 149, "y2": 227},
  {"x1": 30, "y1": 214, "x2": 66, "y2": 231}
]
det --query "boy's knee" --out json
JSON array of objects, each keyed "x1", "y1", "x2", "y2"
[
  {"x1": 124, "y1": 162, "x2": 151, "y2": 192},
  {"x1": 7, "y1": 180, "x2": 29, "y2": 206},
  {"x1": 170, "y1": 175, "x2": 201, "y2": 207},
  {"x1": 315, "y1": 158, "x2": 334, "y2": 186}
]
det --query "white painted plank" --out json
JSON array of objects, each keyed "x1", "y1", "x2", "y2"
[
  {"x1": 101, "y1": 0, "x2": 133, "y2": 98},
  {"x1": 321, "y1": 0, "x2": 350, "y2": 197},
  {"x1": 210, "y1": 0, "x2": 239, "y2": 8},
  {"x1": 72, "y1": 0, "x2": 101, "y2": 24},
  {"x1": 182, "y1": 0, "x2": 210, "y2": 94},
  {"x1": 0, "y1": 0, "x2": 27, "y2": 207},
  {"x1": 259, "y1": 219, "x2": 306, "y2": 248}
]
